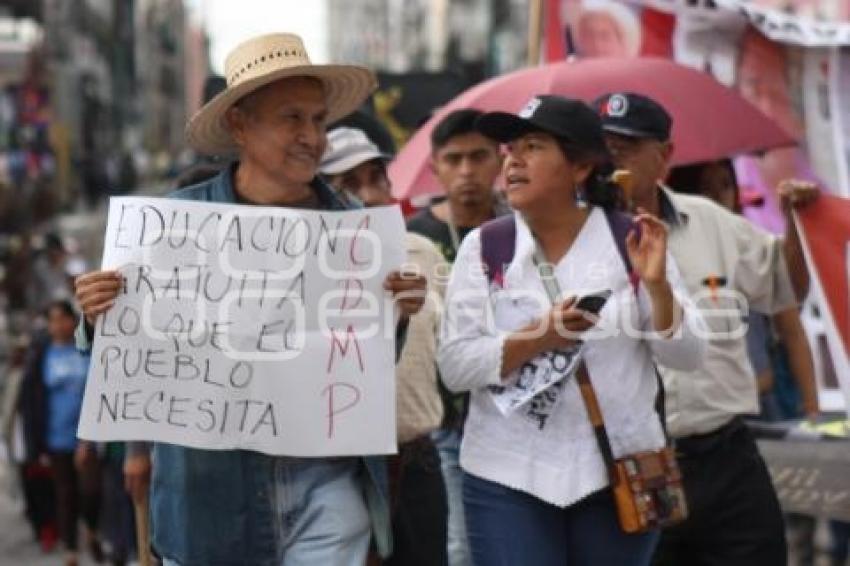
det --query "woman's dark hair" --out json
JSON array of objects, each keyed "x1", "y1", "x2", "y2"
[
  {"x1": 46, "y1": 300, "x2": 77, "y2": 322},
  {"x1": 558, "y1": 141, "x2": 622, "y2": 211},
  {"x1": 665, "y1": 163, "x2": 704, "y2": 196},
  {"x1": 666, "y1": 159, "x2": 740, "y2": 212}
]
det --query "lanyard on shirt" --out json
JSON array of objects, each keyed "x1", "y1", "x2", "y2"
[
  {"x1": 447, "y1": 213, "x2": 461, "y2": 256},
  {"x1": 531, "y1": 241, "x2": 562, "y2": 306},
  {"x1": 530, "y1": 219, "x2": 672, "y2": 448},
  {"x1": 532, "y1": 236, "x2": 623, "y2": 482}
]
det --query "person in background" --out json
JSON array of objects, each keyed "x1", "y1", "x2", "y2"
[
  {"x1": 438, "y1": 95, "x2": 706, "y2": 565},
  {"x1": 666, "y1": 159, "x2": 819, "y2": 422},
  {"x1": 406, "y1": 108, "x2": 504, "y2": 566},
  {"x1": 3, "y1": 335, "x2": 57, "y2": 552},
  {"x1": 321, "y1": 126, "x2": 448, "y2": 566},
  {"x1": 98, "y1": 441, "x2": 136, "y2": 566},
  {"x1": 29, "y1": 234, "x2": 73, "y2": 314},
  {"x1": 408, "y1": 109, "x2": 505, "y2": 263},
  {"x1": 593, "y1": 92, "x2": 818, "y2": 566},
  {"x1": 830, "y1": 521, "x2": 850, "y2": 566},
  {"x1": 20, "y1": 300, "x2": 104, "y2": 566},
  {"x1": 667, "y1": 158, "x2": 827, "y2": 566}
]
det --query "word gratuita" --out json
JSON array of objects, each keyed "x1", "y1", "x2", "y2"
[{"x1": 118, "y1": 264, "x2": 306, "y2": 306}]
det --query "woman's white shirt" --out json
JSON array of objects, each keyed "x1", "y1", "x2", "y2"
[{"x1": 437, "y1": 208, "x2": 706, "y2": 507}]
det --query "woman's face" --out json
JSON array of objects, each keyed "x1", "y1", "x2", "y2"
[
  {"x1": 698, "y1": 162, "x2": 738, "y2": 212},
  {"x1": 503, "y1": 132, "x2": 589, "y2": 213}
]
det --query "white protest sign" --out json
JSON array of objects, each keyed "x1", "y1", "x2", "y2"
[
  {"x1": 489, "y1": 344, "x2": 582, "y2": 417},
  {"x1": 77, "y1": 197, "x2": 406, "y2": 456}
]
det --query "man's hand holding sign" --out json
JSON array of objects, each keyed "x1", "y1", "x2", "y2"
[{"x1": 75, "y1": 197, "x2": 421, "y2": 457}]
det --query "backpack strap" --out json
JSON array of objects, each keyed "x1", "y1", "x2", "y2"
[
  {"x1": 480, "y1": 215, "x2": 517, "y2": 287},
  {"x1": 482, "y1": 210, "x2": 633, "y2": 291},
  {"x1": 604, "y1": 209, "x2": 640, "y2": 296}
]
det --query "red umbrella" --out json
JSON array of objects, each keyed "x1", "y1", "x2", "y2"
[{"x1": 390, "y1": 57, "x2": 795, "y2": 199}]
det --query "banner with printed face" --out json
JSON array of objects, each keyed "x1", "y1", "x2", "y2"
[{"x1": 77, "y1": 197, "x2": 406, "y2": 456}]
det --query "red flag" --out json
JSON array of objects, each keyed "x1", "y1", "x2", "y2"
[
  {"x1": 639, "y1": 8, "x2": 675, "y2": 58},
  {"x1": 796, "y1": 194, "x2": 850, "y2": 411},
  {"x1": 544, "y1": 0, "x2": 566, "y2": 62}
]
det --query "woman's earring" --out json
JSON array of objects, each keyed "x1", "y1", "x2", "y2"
[{"x1": 574, "y1": 184, "x2": 588, "y2": 208}]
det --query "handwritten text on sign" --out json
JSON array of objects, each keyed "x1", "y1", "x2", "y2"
[{"x1": 77, "y1": 197, "x2": 405, "y2": 456}]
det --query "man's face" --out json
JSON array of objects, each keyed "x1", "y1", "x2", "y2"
[
  {"x1": 326, "y1": 159, "x2": 392, "y2": 207},
  {"x1": 604, "y1": 133, "x2": 671, "y2": 199},
  {"x1": 227, "y1": 77, "x2": 328, "y2": 186},
  {"x1": 431, "y1": 132, "x2": 501, "y2": 208}
]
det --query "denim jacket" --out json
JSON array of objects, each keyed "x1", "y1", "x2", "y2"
[{"x1": 76, "y1": 164, "x2": 392, "y2": 565}]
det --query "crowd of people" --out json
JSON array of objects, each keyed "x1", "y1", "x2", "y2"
[{"x1": 0, "y1": 29, "x2": 845, "y2": 566}]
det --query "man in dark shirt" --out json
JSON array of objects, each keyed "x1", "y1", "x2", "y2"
[
  {"x1": 407, "y1": 109, "x2": 505, "y2": 263},
  {"x1": 406, "y1": 108, "x2": 503, "y2": 566}
]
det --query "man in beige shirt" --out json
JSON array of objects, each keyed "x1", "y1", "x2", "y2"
[
  {"x1": 320, "y1": 127, "x2": 447, "y2": 566},
  {"x1": 595, "y1": 92, "x2": 818, "y2": 566}
]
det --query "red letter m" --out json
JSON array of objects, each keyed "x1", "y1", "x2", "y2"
[{"x1": 327, "y1": 324, "x2": 365, "y2": 373}]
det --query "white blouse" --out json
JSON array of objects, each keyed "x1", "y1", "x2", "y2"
[{"x1": 437, "y1": 208, "x2": 706, "y2": 507}]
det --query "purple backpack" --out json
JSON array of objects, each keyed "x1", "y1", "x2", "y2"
[{"x1": 479, "y1": 209, "x2": 639, "y2": 294}]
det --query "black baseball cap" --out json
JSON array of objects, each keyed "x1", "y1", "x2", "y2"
[
  {"x1": 475, "y1": 95, "x2": 609, "y2": 158},
  {"x1": 593, "y1": 92, "x2": 672, "y2": 142}
]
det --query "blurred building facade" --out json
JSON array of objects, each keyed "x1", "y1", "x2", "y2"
[
  {"x1": 136, "y1": 0, "x2": 187, "y2": 157},
  {"x1": 327, "y1": 0, "x2": 529, "y2": 82},
  {"x1": 0, "y1": 0, "x2": 209, "y2": 322},
  {"x1": 326, "y1": 0, "x2": 528, "y2": 146},
  {"x1": 0, "y1": 0, "x2": 209, "y2": 215}
]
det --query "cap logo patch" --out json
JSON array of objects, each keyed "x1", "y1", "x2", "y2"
[
  {"x1": 519, "y1": 97, "x2": 542, "y2": 119},
  {"x1": 607, "y1": 94, "x2": 628, "y2": 117}
]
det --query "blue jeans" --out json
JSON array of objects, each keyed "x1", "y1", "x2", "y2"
[
  {"x1": 463, "y1": 472, "x2": 659, "y2": 566},
  {"x1": 163, "y1": 458, "x2": 370, "y2": 566},
  {"x1": 432, "y1": 429, "x2": 471, "y2": 566}
]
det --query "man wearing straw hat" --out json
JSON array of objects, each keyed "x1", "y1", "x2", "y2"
[{"x1": 73, "y1": 33, "x2": 426, "y2": 566}]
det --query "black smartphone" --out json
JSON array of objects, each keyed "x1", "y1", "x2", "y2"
[{"x1": 575, "y1": 290, "x2": 612, "y2": 314}]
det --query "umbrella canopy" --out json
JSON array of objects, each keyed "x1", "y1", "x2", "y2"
[{"x1": 390, "y1": 57, "x2": 795, "y2": 199}]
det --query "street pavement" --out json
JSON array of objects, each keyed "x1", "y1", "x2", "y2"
[
  {"x1": 0, "y1": 461, "x2": 61, "y2": 566},
  {"x1": 0, "y1": 459, "x2": 107, "y2": 566}
]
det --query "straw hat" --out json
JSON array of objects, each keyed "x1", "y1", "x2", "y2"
[{"x1": 186, "y1": 33, "x2": 377, "y2": 155}]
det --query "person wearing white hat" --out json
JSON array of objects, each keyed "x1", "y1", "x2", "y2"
[
  {"x1": 320, "y1": 127, "x2": 392, "y2": 206},
  {"x1": 321, "y1": 128, "x2": 449, "y2": 566},
  {"x1": 73, "y1": 33, "x2": 426, "y2": 566}
]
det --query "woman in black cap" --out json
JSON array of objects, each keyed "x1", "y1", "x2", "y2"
[{"x1": 436, "y1": 95, "x2": 706, "y2": 565}]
